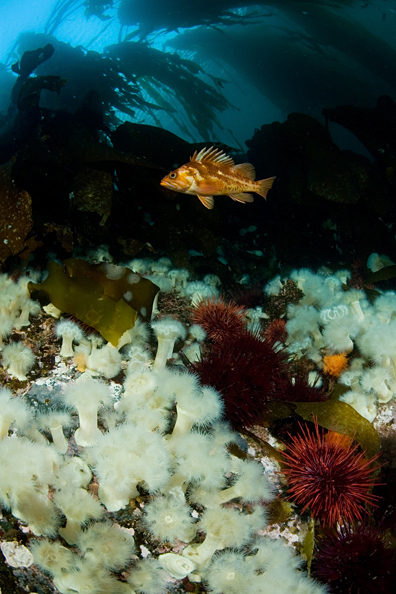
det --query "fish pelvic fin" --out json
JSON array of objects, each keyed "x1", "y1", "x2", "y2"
[
  {"x1": 256, "y1": 176, "x2": 276, "y2": 199},
  {"x1": 197, "y1": 194, "x2": 214, "y2": 209},
  {"x1": 229, "y1": 192, "x2": 254, "y2": 204}
]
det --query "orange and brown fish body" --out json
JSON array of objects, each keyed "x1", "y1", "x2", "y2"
[{"x1": 160, "y1": 146, "x2": 276, "y2": 209}]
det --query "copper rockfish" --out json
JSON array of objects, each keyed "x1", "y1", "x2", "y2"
[{"x1": 160, "y1": 146, "x2": 276, "y2": 209}]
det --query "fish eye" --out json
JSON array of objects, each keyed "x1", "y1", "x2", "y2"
[{"x1": 169, "y1": 172, "x2": 177, "y2": 179}]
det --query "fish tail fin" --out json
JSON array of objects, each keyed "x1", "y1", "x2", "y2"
[{"x1": 256, "y1": 176, "x2": 276, "y2": 199}]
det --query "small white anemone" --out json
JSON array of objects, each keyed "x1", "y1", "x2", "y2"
[
  {"x1": 188, "y1": 324, "x2": 207, "y2": 342},
  {"x1": 357, "y1": 319, "x2": 396, "y2": 370},
  {"x1": 286, "y1": 305, "x2": 323, "y2": 346},
  {"x1": 290, "y1": 268, "x2": 333, "y2": 307},
  {"x1": 165, "y1": 432, "x2": 230, "y2": 497},
  {"x1": 128, "y1": 258, "x2": 153, "y2": 275},
  {"x1": 343, "y1": 289, "x2": 368, "y2": 321},
  {"x1": 88, "y1": 423, "x2": 171, "y2": 511},
  {"x1": 0, "y1": 317, "x2": 13, "y2": 350},
  {"x1": 55, "y1": 320, "x2": 84, "y2": 357},
  {"x1": 367, "y1": 252, "x2": 395, "y2": 272},
  {"x1": 360, "y1": 366, "x2": 394, "y2": 403},
  {"x1": 77, "y1": 521, "x2": 135, "y2": 570},
  {"x1": 339, "y1": 390, "x2": 377, "y2": 422},
  {"x1": 123, "y1": 369, "x2": 158, "y2": 401},
  {"x1": 150, "y1": 260, "x2": 171, "y2": 275},
  {"x1": 144, "y1": 496, "x2": 197, "y2": 543},
  {"x1": 184, "y1": 281, "x2": 219, "y2": 305},
  {"x1": 205, "y1": 550, "x2": 258, "y2": 594},
  {"x1": 168, "y1": 268, "x2": 190, "y2": 289},
  {"x1": 0, "y1": 388, "x2": 30, "y2": 438},
  {"x1": 85, "y1": 343, "x2": 122, "y2": 378},
  {"x1": 127, "y1": 557, "x2": 170, "y2": 594},
  {"x1": 209, "y1": 458, "x2": 273, "y2": 506},
  {"x1": 54, "y1": 487, "x2": 103, "y2": 544},
  {"x1": 170, "y1": 383, "x2": 223, "y2": 439},
  {"x1": 183, "y1": 507, "x2": 266, "y2": 567},
  {"x1": 264, "y1": 275, "x2": 282, "y2": 296},
  {"x1": 373, "y1": 291, "x2": 396, "y2": 323},
  {"x1": 38, "y1": 411, "x2": 73, "y2": 453},
  {"x1": 2, "y1": 342, "x2": 35, "y2": 380},
  {"x1": 321, "y1": 316, "x2": 361, "y2": 353},
  {"x1": 62, "y1": 373, "x2": 112, "y2": 446},
  {"x1": 151, "y1": 318, "x2": 186, "y2": 370},
  {"x1": 30, "y1": 539, "x2": 75, "y2": 577}
]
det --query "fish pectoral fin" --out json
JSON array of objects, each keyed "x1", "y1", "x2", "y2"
[
  {"x1": 197, "y1": 195, "x2": 215, "y2": 209},
  {"x1": 229, "y1": 192, "x2": 254, "y2": 204},
  {"x1": 234, "y1": 162, "x2": 256, "y2": 180}
]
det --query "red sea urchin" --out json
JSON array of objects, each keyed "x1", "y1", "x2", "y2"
[
  {"x1": 312, "y1": 523, "x2": 396, "y2": 594},
  {"x1": 192, "y1": 329, "x2": 285, "y2": 429},
  {"x1": 282, "y1": 420, "x2": 381, "y2": 526},
  {"x1": 192, "y1": 296, "x2": 247, "y2": 343},
  {"x1": 191, "y1": 298, "x2": 325, "y2": 429},
  {"x1": 262, "y1": 318, "x2": 288, "y2": 348}
]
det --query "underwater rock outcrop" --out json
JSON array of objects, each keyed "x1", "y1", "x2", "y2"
[
  {"x1": 0, "y1": 160, "x2": 38, "y2": 264},
  {"x1": 323, "y1": 95, "x2": 396, "y2": 167},
  {"x1": 246, "y1": 112, "x2": 370, "y2": 206}
]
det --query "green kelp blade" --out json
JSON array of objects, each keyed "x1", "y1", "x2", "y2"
[
  {"x1": 303, "y1": 517, "x2": 315, "y2": 575},
  {"x1": 366, "y1": 265, "x2": 396, "y2": 284},
  {"x1": 267, "y1": 498, "x2": 294, "y2": 525},
  {"x1": 294, "y1": 400, "x2": 381, "y2": 458},
  {"x1": 28, "y1": 261, "x2": 138, "y2": 346},
  {"x1": 63, "y1": 258, "x2": 159, "y2": 321}
]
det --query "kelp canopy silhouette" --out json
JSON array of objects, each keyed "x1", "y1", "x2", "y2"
[
  {"x1": 105, "y1": 41, "x2": 230, "y2": 138},
  {"x1": 46, "y1": 0, "x2": 362, "y2": 39},
  {"x1": 117, "y1": 0, "x2": 266, "y2": 35},
  {"x1": 13, "y1": 33, "x2": 231, "y2": 138},
  {"x1": 168, "y1": 3, "x2": 396, "y2": 120},
  {"x1": 116, "y1": 0, "x2": 364, "y2": 38},
  {"x1": 45, "y1": 0, "x2": 268, "y2": 38}
]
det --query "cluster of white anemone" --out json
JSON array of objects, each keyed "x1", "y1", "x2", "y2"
[
  {"x1": 265, "y1": 253, "x2": 396, "y2": 422},
  {"x1": 0, "y1": 254, "x2": 328, "y2": 594},
  {"x1": 0, "y1": 358, "x2": 328, "y2": 594},
  {"x1": 0, "y1": 273, "x2": 39, "y2": 380},
  {"x1": 0, "y1": 367, "x2": 327, "y2": 594}
]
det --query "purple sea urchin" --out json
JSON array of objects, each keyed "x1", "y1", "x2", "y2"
[{"x1": 312, "y1": 523, "x2": 396, "y2": 593}]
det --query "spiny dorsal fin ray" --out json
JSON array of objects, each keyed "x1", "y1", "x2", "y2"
[
  {"x1": 191, "y1": 146, "x2": 235, "y2": 167},
  {"x1": 234, "y1": 162, "x2": 256, "y2": 180}
]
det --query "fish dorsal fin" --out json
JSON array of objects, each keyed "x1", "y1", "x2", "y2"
[
  {"x1": 197, "y1": 194, "x2": 214, "y2": 209},
  {"x1": 234, "y1": 162, "x2": 256, "y2": 180},
  {"x1": 191, "y1": 146, "x2": 235, "y2": 167}
]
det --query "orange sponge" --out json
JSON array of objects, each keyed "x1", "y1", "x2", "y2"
[{"x1": 322, "y1": 353, "x2": 348, "y2": 377}]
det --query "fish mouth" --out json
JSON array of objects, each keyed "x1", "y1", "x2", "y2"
[
  {"x1": 160, "y1": 179, "x2": 184, "y2": 191},
  {"x1": 160, "y1": 179, "x2": 174, "y2": 189}
]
